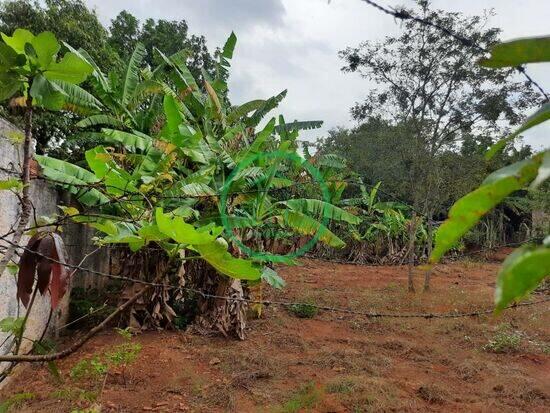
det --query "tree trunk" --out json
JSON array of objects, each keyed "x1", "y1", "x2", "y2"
[
  {"x1": 407, "y1": 212, "x2": 417, "y2": 293},
  {"x1": 0, "y1": 99, "x2": 33, "y2": 278},
  {"x1": 189, "y1": 260, "x2": 247, "y2": 340},
  {"x1": 423, "y1": 215, "x2": 433, "y2": 292}
]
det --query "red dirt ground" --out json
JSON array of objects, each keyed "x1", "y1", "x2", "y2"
[{"x1": 1, "y1": 258, "x2": 549, "y2": 412}]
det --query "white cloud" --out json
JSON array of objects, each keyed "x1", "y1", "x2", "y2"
[{"x1": 85, "y1": 0, "x2": 549, "y2": 149}]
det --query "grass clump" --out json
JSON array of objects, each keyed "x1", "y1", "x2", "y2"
[
  {"x1": 483, "y1": 324, "x2": 522, "y2": 353},
  {"x1": 0, "y1": 392, "x2": 35, "y2": 412},
  {"x1": 277, "y1": 382, "x2": 324, "y2": 413},
  {"x1": 288, "y1": 302, "x2": 318, "y2": 319}
]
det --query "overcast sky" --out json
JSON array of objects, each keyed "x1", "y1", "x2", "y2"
[{"x1": 84, "y1": 0, "x2": 549, "y2": 150}]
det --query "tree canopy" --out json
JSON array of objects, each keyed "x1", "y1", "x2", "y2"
[{"x1": 337, "y1": 0, "x2": 539, "y2": 217}]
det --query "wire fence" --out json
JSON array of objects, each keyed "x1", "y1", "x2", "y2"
[{"x1": 1, "y1": 233, "x2": 548, "y2": 323}]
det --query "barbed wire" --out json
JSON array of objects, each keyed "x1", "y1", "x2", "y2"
[
  {"x1": 358, "y1": 0, "x2": 549, "y2": 101},
  {"x1": 1, "y1": 233, "x2": 548, "y2": 322}
]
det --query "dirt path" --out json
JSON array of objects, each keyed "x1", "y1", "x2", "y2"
[{"x1": 1, "y1": 259, "x2": 549, "y2": 412}]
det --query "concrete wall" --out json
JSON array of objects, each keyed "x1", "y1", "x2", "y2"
[{"x1": 0, "y1": 118, "x2": 108, "y2": 382}]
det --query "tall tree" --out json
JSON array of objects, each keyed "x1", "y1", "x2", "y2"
[
  {"x1": 339, "y1": 0, "x2": 539, "y2": 219},
  {"x1": 108, "y1": 11, "x2": 216, "y2": 80}
]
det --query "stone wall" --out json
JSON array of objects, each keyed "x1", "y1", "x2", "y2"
[{"x1": 0, "y1": 118, "x2": 108, "y2": 384}]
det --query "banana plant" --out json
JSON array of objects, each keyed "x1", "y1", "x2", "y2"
[{"x1": 35, "y1": 31, "x2": 343, "y2": 290}]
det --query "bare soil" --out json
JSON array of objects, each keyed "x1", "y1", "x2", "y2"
[{"x1": 1, "y1": 258, "x2": 549, "y2": 412}]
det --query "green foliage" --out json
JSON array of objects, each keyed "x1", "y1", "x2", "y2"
[
  {"x1": 278, "y1": 382, "x2": 323, "y2": 413},
  {"x1": 0, "y1": 28, "x2": 92, "y2": 110},
  {"x1": 495, "y1": 245, "x2": 550, "y2": 312},
  {"x1": 431, "y1": 34, "x2": 550, "y2": 309},
  {"x1": 289, "y1": 302, "x2": 318, "y2": 319},
  {"x1": 431, "y1": 155, "x2": 543, "y2": 262},
  {"x1": 0, "y1": 178, "x2": 23, "y2": 191},
  {"x1": 0, "y1": 316, "x2": 24, "y2": 335},
  {"x1": 485, "y1": 103, "x2": 550, "y2": 160},
  {"x1": 105, "y1": 342, "x2": 142, "y2": 366},
  {"x1": 70, "y1": 356, "x2": 107, "y2": 380},
  {"x1": 33, "y1": 31, "x2": 342, "y2": 288}
]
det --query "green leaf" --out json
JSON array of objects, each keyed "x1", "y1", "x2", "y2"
[
  {"x1": 236, "y1": 118, "x2": 276, "y2": 162},
  {"x1": 0, "y1": 74, "x2": 22, "y2": 100},
  {"x1": 1, "y1": 28, "x2": 34, "y2": 54},
  {"x1": 495, "y1": 245, "x2": 550, "y2": 312},
  {"x1": 49, "y1": 79, "x2": 102, "y2": 113},
  {"x1": 0, "y1": 316, "x2": 24, "y2": 335},
  {"x1": 63, "y1": 42, "x2": 111, "y2": 93},
  {"x1": 31, "y1": 31, "x2": 60, "y2": 68},
  {"x1": 430, "y1": 155, "x2": 542, "y2": 262},
  {"x1": 77, "y1": 115, "x2": 123, "y2": 129},
  {"x1": 277, "y1": 210, "x2": 346, "y2": 248},
  {"x1": 486, "y1": 103, "x2": 550, "y2": 160},
  {"x1": 35, "y1": 154, "x2": 109, "y2": 206},
  {"x1": 122, "y1": 43, "x2": 147, "y2": 106},
  {"x1": 43, "y1": 52, "x2": 93, "y2": 84},
  {"x1": 29, "y1": 74, "x2": 64, "y2": 110},
  {"x1": 0, "y1": 178, "x2": 23, "y2": 191},
  {"x1": 227, "y1": 100, "x2": 265, "y2": 124},
  {"x1": 72, "y1": 215, "x2": 118, "y2": 235},
  {"x1": 531, "y1": 150, "x2": 550, "y2": 188},
  {"x1": 480, "y1": 36, "x2": 550, "y2": 68},
  {"x1": 274, "y1": 120, "x2": 323, "y2": 134},
  {"x1": 0, "y1": 42, "x2": 24, "y2": 68},
  {"x1": 194, "y1": 239, "x2": 261, "y2": 280},
  {"x1": 164, "y1": 49, "x2": 199, "y2": 92},
  {"x1": 156, "y1": 208, "x2": 221, "y2": 245},
  {"x1": 102, "y1": 128, "x2": 153, "y2": 152},
  {"x1": 163, "y1": 94, "x2": 184, "y2": 134},
  {"x1": 179, "y1": 182, "x2": 216, "y2": 197},
  {"x1": 85, "y1": 146, "x2": 136, "y2": 195},
  {"x1": 222, "y1": 32, "x2": 237, "y2": 59},
  {"x1": 282, "y1": 199, "x2": 361, "y2": 224},
  {"x1": 261, "y1": 267, "x2": 285, "y2": 289},
  {"x1": 246, "y1": 90, "x2": 287, "y2": 127}
]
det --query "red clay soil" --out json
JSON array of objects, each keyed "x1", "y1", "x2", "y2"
[{"x1": 1, "y1": 259, "x2": 549, "y2": 412}]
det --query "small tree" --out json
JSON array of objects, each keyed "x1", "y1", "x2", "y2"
[{"x1": 0, "y1": 28, "x2": 93, "y2": 277}]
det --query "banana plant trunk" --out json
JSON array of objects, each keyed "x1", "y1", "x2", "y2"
[{"x1": 189, "y1": 259, "x2": 248, "y2": 340}]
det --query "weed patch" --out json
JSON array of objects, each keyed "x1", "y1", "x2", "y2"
[
  {"x1": 483, "y1": 324, "x2": 522, "y2": 353},
  {"x1": 277, "y1": 382, "x2": 324, "y2": 413}
]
